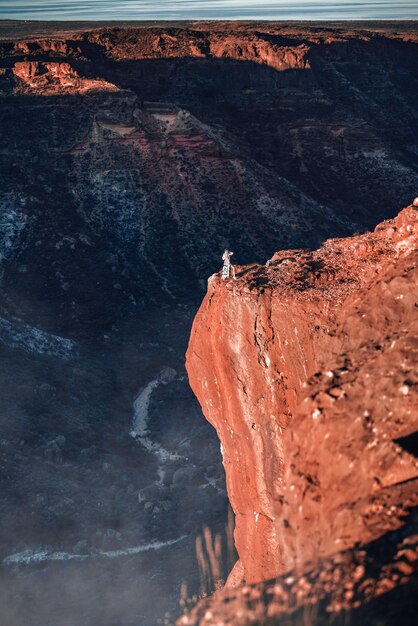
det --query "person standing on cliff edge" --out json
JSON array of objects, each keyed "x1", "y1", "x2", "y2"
[{"x1": 222, "y1": 249, "x2": 236, "y2": 280}]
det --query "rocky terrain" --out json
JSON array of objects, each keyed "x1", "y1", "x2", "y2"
[
  {"x1": 181, "y1": 526, "x2": 418, "y2": 626},
  {"x1": 185, "y1": 203, "x2": 418, "y2": 623},
  {"x1": 0, "y1": 21, "x2": 417, "y2": 626}
]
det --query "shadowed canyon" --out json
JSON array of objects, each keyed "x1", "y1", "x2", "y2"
[{"x1": 0, "y1": 21, "x2": 417, "y2": 626}]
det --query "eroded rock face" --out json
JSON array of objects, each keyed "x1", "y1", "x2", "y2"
[
  {"x1": 9, "y1": 61, "x2": 119, "y2": 94},
  {"x1": 186, "y1": 205, "x2": 418, "y2": 585}
]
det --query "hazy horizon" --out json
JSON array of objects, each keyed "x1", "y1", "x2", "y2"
[{"x1": 0, "y1": 1, "x2": 417, "y2": 21}]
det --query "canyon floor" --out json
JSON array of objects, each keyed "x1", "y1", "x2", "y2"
[{"x1": 0, "y1": 20, "x2": 417, "y2": 626}]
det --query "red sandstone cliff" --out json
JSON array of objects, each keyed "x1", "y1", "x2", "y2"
[
  {"x1": 5, "y1": 61, "x2": 119, "y2": 94},
  {"x1": 186, "y1": 205, "x2": 418, "y2": 588}
]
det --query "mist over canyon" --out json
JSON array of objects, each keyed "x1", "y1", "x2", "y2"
[{"x1": 0, "y1": 20, "x2": 417, "y2": 626}]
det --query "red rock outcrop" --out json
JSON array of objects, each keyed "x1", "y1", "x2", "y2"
[
  {"x1": 186, "y1": 205, "x2": 418, "y2": 586},
  {"x1": 9, "y1": 61, "x2": 119, "y2": 94}
]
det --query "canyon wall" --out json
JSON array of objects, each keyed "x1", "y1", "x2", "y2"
[
  {"x1": 186, "y1": 204, "x2": 418, "y2": 585},
  {"x1": 1, "y1": 24, "x2": 418, "y2": 332}
]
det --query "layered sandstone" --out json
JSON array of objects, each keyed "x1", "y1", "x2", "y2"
[
  {"x1": 3, "y1": 61, "x2": 119, "y2": 94},
  {"x1": 186, "y1": 204, "x2": 418, "y2": 586}
]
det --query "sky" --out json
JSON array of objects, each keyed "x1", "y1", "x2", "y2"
[{"x1": 0, "y1": 0, "x2": 417, "y2": 21}]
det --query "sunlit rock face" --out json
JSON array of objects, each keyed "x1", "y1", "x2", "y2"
[
  {"x1": 7, "y1": 60, "x2": 119, "y2": 94},
  {"x1": 186, "y1": 205, "x2": 418, "y2": 585}
]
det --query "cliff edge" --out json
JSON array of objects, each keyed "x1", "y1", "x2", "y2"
[{"x1": 186, "y1": 204, "x2": 418, "y2": 588}]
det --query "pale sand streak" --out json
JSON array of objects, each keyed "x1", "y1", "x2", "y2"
[{"x1": 3, "y1": 535, "x2": 187, "y2": 567}]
